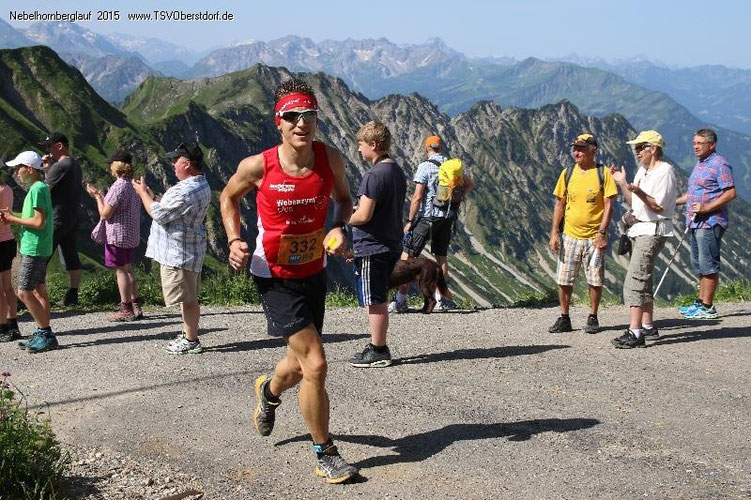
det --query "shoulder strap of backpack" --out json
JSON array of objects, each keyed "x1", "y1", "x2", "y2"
[
  {"x1": 596, "y1": 163, "x2": 604, "y2": 192},
  {"x1": 427, "y1": 159, "x2": 442, "y2": 167},
  {"x1": 563, "y1": 165, "x2": 575, "y2": 195}
]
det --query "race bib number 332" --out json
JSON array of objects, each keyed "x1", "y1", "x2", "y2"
[{"x1": 278, "y1": 229, "x2": 325, "y2": 265}]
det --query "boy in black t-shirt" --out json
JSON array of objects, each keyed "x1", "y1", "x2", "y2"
[{"x1": 348, "y1": 121, "x2": 406, "y2": 367}]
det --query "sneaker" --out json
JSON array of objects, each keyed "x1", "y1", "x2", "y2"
[
  {"x1": 27, "y1": 330, "x2": 59, "y2": 353},
  {"x1": 132, "y1": 303, "x2": 144, "y2": 320},
  {"x1": 387, "y1": 300, "x2": 408, "y2": 313},
  {"x1": 611, "y1": 330, "x2": 645, "y2": 349},
  {"x1": 252, "y1": 375, "x2": 280, "y2": 437},
  {"x1": 642, "y1": 326, "x2": 659, "y2": 340},
  {"x1": 108, "y1": 307, "x2": 135, "y2": 322},
  {"x1": 683, "y1": 304, "x2": 718, "y2": 319},
  {"x1": 18, "y1": 328, "x2": 45, "y2": 349},
  {"x1": 349, "y1": 344, "x2": 392, "y2": 368},
  {"x1": 315, "y1": 447, "x2": 359, "y2": 484},
  {"x1": 548, "y1": 315, "x2": 572, "y2": 333},
  {"x1": 433, "y1": 298, "x2": 457, "y2": 311},
  {"x1": 57, "y1": 288, "x2": 79, "y2": 307},
  {"x1": 678, "y1": 299, "x2": 701, "y2": 315},
  {"x1": 165, "y1": 336, "x2": 203, "y2": 354},
  {"x1": 584, "y1": 315, "x2": 600, "y2": 334},
  {"x1": 0, "y1": 327, "x2": 21, "y2": 342}
]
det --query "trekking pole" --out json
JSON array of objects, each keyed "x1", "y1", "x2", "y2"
[{"x1": 654, "y1": 214, "x2": 694, "y2": 297}]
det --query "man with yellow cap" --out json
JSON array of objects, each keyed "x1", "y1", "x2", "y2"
[
  {"x1": 549, "y1": 133, "x2": 618, "y2": 334},
  {"x1": 610, "y1": 130, "x2": 677, "y2": 348}
]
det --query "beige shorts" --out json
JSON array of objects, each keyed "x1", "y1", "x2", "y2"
[
  {"x1": 160, "y1": 265, "x2": 201, "y2": 306},
  {"x1": 556, "y1": 234, "x2": 604, "y2": 287}
]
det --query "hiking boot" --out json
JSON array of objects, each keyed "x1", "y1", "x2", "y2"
[
  {"x1": 349, "y1": 343, "x2": 392, "y2": 368},
  {"x1": 387, "y1": 300, "x2": 408, "y2": 313},
  {"x1": 434, "y1": 298, "x2": 457, "y2": 311},
  {"x1": 0, "y1": 327, "x2": 21, "y2": 342},
  {"x1": 27, "y1": 330, "x2": 59, "y2": 353},
  {"x1": 678, "y1": 299, "x2": 701, "y2": 315},
  {"x1": 57, "y1": 288, "x2": 79, "y2": 307},
  {"x1": 132, "y1": 303, "x2": 144, "y2": 320},
  {"x1": 584, "y1": 315, "x2": 600, "y2": 334},
  {"x1": 315, "y1": 447, "x2": 359, "y2": 484},
  {"x1": 165, "y1": 336, "x2": 203, "y2": 354},
  {"x1": 682, "y1": 304, "x2": 718, "y2": 319},
  {"x1": 252, "y1": 375, "x2": 280, "y2": 437},
  {"x1": 108, "y1": 304, "x2": 135, "y2": 322},
  {"x1": 548, "y1": 315, "x2": 572, "y2": 333},
  {"x1": 611, "y1": 330, "x2": 645, "y2": 349},
  {"x1": 642, "y1": 326, "x2": 659, "y2": 340}
]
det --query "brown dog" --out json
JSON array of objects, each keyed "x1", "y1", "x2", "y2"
[{"x1": 388, "y1": 258, "x2": 451, "y2": 313}]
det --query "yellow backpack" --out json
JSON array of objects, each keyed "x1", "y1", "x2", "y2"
[{"x1": 431, "y1": 158, "x2": 465, "y2": 212}]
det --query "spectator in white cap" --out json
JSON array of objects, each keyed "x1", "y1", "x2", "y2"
[
  {"x1": 1, "y1": 150, "x2": 57, "y2": 351},
  {"x1": 610, "y1": 130, "x2": 677, "y2": 348}
]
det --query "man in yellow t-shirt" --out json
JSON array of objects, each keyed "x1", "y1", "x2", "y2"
[{"x1": 548, "y1": 133, "x2": 617, "y2": 334}]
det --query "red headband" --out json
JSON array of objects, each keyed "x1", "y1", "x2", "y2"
[{"x1": 274, "y1": 93, "x2": 318, "y2": 125}]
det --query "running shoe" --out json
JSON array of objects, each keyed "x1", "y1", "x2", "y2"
[
  {"x1": 26, "y1": 330, "x2": 59, "y2": 353},
  {"x1": 682, "y1": 304, "x2": 718, "y2": 319},
  {"x1": 253, "y1": 375, "x2": 280, "y2": 437},
  {"x1": 387, "y1": 300, "x2": 408, "y2": 313},
  {"x1": 349, "y1": 344, "x2": 392, "y2": 368},
  {"x1": 678, "y1": 299, "x2": 701, "y2": 315},
  {"x1": 165, "y1": 337, "x2": 203, "y2": 354},
  {"x1": 315, "y1": 447, "x2": 358, "y2": 484}
]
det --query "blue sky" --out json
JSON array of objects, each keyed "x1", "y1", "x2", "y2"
[{"x1": 6, "y1": 0, "x2": 751, "y2": 68}]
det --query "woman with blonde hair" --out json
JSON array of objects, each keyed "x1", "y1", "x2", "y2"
[{"x1": 86, "y1": 150, "x2": 142, "y2": 321}]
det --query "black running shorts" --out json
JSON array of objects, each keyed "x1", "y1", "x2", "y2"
[{"x1": 252, "y1": 271, "x2": 326, "y2": 338}]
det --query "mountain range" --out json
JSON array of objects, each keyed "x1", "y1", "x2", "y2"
[
  {"x1": 5, "y1": 22, "x2": 750, "y2": 201},
  {"x1": 2, "y1": 46, "x2": 749, "y2": 306}
]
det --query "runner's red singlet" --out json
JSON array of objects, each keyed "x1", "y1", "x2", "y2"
[{"x1": 251, "y1": 141, "x2": 334, "y2": 279}]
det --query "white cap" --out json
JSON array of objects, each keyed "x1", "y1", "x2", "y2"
[{"x1": 5, "y1": 151, "x2": 43, "y2": 170}]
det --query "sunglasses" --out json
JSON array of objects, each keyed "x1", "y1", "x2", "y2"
[
  {"x1": 280, "y1": 110, "x2": 317, "y2": 123},
  {"x1": 634, "y1": 143, "x2": 652, "y2": 152}
]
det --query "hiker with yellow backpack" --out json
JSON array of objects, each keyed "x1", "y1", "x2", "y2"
[{"x1": 389, "y1": 135, "x2": 474, "y2": 313}]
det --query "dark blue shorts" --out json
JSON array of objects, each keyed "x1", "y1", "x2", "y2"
[
  {"x1": 355, "y1": 251, "x2": 400, "y2": 306},
  {"x1": 689, "y1": 226, "x2": 725, "y2": 276}
]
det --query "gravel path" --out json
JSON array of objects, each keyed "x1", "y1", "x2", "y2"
[{"x1": 3, "y1": 302, "x2": 750, "y2": 499}]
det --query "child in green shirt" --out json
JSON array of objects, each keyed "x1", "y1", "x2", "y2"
[{"x1": 2, "y1": 151, "x2": 56, "y2": 352}]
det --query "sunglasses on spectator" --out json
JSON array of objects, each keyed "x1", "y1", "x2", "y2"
[
  {"x1": 280, "y1": 110, "x2": 318, "y2": 123},
  {"x1": 634, "y1": 143, "x2": 652, "y2": 152}
]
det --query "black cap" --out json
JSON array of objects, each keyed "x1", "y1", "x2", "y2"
[
  {"x1": 38, "y1": 131, "x2": 69, "y2": 148},
  {"x1": 166, "y1": 142, "x2": 203, "y2": 164},
  {"x1": 106, "y1": 149, "x2": 133, "y2": 164}
]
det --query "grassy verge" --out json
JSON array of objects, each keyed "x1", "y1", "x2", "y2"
[{"x1": 0, "y1": 372, "x2": 70, "y2": 499}]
